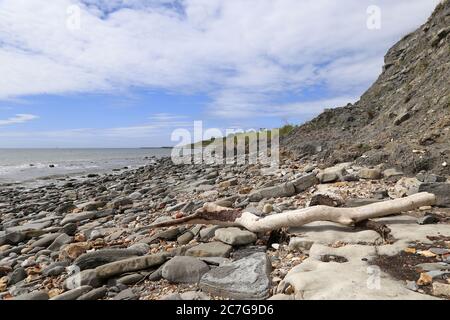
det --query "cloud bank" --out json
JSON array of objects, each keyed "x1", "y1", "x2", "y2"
[{"x1": 0, "y1": 0, "x2": 440, "y2": 120}]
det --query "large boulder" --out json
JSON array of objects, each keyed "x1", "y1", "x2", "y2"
[
  {"x1": 418, "y1": 183, "x2": 450, "y2": 207},
  {"x1": 161, "y1": 256, "x2": 209, "y2": 283}
]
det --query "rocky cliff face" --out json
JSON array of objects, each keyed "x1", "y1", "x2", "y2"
[{"x1": 283, "y1": 0, "x2": 450, "y2": 175}]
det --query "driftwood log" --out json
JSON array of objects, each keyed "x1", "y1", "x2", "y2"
[{"x1": 149, "y1": 192, "x2": 436, "y2": 233}]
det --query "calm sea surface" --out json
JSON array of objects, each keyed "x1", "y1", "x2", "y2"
[{"x1": 0, "y1": 148, "x2": 172, "y2": 184}]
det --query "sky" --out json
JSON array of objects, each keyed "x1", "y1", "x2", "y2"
[{"x1": 0, "y1": 0, "x2": 441, "y2": 148}]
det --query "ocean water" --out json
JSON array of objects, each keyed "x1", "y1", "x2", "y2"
[{"x1": 0, "y1": 148, "x2": 172, "y2": 184}]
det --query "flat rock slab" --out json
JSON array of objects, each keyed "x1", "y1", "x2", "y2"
[
  {"x1": 215, "y1": 227, "x2": 257, "y2": 246},
  {"x1": 162, "y1": 256, "x2": 210, "y2": 283},
  {"x1": 6, "y1": 221, "x2": 52, "y2": 233},
  {"x1": 289, "y1": 221, "x2": 382, "y2": 246},
  {"x1": 375, "y1": 216, "x2": 450, "y2": 256},
  {"x1": 95, "y1": 253, "x2": 167, "y2": 279},
  {"x1": 200, "y1": 252, "x2": 271, "y2": 300},
  {"x1": 278, "y1": 244, "x2": 439, "y2": 300},
  {"x1": 186, "y1": 242, "x2": 232, "y2": 258}
]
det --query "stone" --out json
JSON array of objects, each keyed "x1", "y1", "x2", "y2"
[
  {"x1": 278, "y1": 243, "x2": 437, "y2": 300},
  {"x1": 417, "y1": 214, "x2": 440, "y2": 225},
  {"x1": 248, "y1": 182, "x2": 296, "y2": 202},
  {"x1": 393, "y1": 111, "x2": 411, "y2": 125},
  {"x1": 289, "y1": 238, "x2": 314, "y2": 251},
  {"x1": 50, "y1": 285, "x2": 92, "y2": 300},
  {"x1": 61, "y1": 223, "x2": 77, "y2": 236},
  {"x1": 186, "y1": 242, "x2": 232, "y2": 258},
  {"x1": 215, "y1": 227, "x2": 257, "y2": 246},
  {"x1": 0, "y1": 232, "x2": 26, "y2": 246},
  {"x1": 116, "y1": 273, "x2": 144, "y2": 285},
  {"x1": 45, "y1": 266, "x2": 66, "y2": 277},
  {"x1": 74, "y1": 249, "x2": 140, "y2": 270},
  {"x1": 432, "y1": 282, "x2": 450, "y2": 297},
  {"x1": 12, "y1": 290, "x2": 49, "y2": 300},
  {"x1": 161, "y1": 256, "x2": 209, "y2": 283},
  {"x1": 262, "y1": 203, "x2": 273, "y2": 214},
  {"x1": 316, "y1": 165, "x2": 347, "y2": 183},
  {"x1": 310, "y1": 193, "x2": 342, "y2": 207},
  {"x1": 417, "y1": 273, "x2": 432, "y2": 286},
  {"x1": 358, "y1": 168, "x2": 382, "y2": 180},
  {"x1": 406, "y1": 280, "x2": 418, "y2": 292},
  {"x1": 418, "y1": 183, "x2": 450, "y2": 207},
  {"x1": 383, "y1": 168, "x2": 403, "y2": 179},
  {"x1": 291, "y1": 173, "x2": 318, "y2": 193},
  {"x1": 199, "y1": 226, "x2": 220, "y2": 241},
  {"x1": 127, "y1": 243, "x2": 150, "y2": 255},
  {"x1": 159, "y1": 293, "x2": 182, "y2": 300},
  {"x1": 177, "y1": 231, "x2": 194, "y2": 245},
  {"x1": 65, "y1": 269, "x2": 102, "y2": 289},
  {"x1": 113, "y1": 288, "x2": 138, "y2": 300},
  {"x1": 9, "y1": 267, "x2": 27, "y2": 285},
  {"x1": 47, "y1": 233, "x2": 73, "y2": 251},
  {"x1": 96, "y1": 253, "x2": 167, "y2": 279},
  {"x1": 415, "y1": 262, "x2": 450, "y2": 272},
  {"x1": 391, "y1": 177, "x2": 422, "y2": 198},
  {"x1": 59, "y1": 242, "x2": 91, "y2": 260},
  {"x1": 77, "y1": 286, "x2": 107, "y2": 300},
  {"x1": 30, "y1": 233, "x2": 61, "y2": 249},
  {"x1": 200, "y1": 252, "x2": 271, "y2": 300}
]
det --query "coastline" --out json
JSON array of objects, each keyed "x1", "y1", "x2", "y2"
[{"x1": 1, "y1": 155, "x2": 449, "y2": 300}]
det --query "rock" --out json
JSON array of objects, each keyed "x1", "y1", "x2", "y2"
[
  {"x1": 200, "y1": 252, "x2": 271, "y2": 300},
  {"x1": 358, "y1": 168, "x2": 382, "y2": 180},
  {"x1": 74, "y1": 249, "x2": 141, "y2": 270},
  {"x1": 415, "y1": 262, "x2": 450, "y2": 272},
  {"x1": 417, "y1": 214, "x2": 440, "y2": 225},
  {"x1": 65, "y1": 269, "x2": 102, "y2": 289},
  {"x1": 0, "y1": 231, "x2": 26, "y2": 246},
  {"x1": 47, "y1": 233, "x2": 73, "y2": 251},
  {"x1": 59, "y1": 242, "x2": 91, "y2": 260},
  {"x1": 416, "y1": 172, "x2": 446, "y2": 183},
  {"x1": 129, "y1": 192, "x2": 142, "y2": 200},
  {"x1": 44, "y1": 266, "x2": 66, "y2": 277},
  {"x1": 177, "y1": 231, "x2": 194, "y2": 245},
  {"x1": 291, "y1": 173, "x2": 318, "y2": 193},
  {"x1": 12, "y1": 290, "x2": 49, "y2": 300},
  {"x1": 418, "y1": 183, "x2": 450, "y2": 207},
  {"x1": 391, "y1": 177, "x2": 422, "y2": 198},
  {"x1": 215, "y1": 227, "x2": 257, "y2": 246},
  {"x1": 279, "y1": 243, "x2": 437, "y2": 300},
  {"x1": 9, "y1": 267, "x2": 27, "y2": 285},
  {"x1": 429, "y1": 248, "x2": 450, "y2": 255},
  {"x1": 310, "y1": 193, "x2": 343, "y2": 207},
  {"x1": 406, "y1": 280, "x2": 418, "y2": 292},
  {"x1": 383, "y1": 168, "x2": 403, "y2": 179},
  {"x1": 289, "y1": 238, "x2": 314, "y2": 251},
  {"x1": 316, "y1": 165, "x2": 347, "y2": 183},
  {"x1": 61, "y1": 223, "x2": 77, "y2": 236},
  {"x1": 30, "y1": 233, "x2": 61, "y2": 249},
  {"x1": 161, "y1": 256, "x2": 209, "y2": 284},
  {"x1": 393, "y1": 111, "x2": 411, "y2": 125},
  {"x1": 417, "y1": 273, "x2": 432, "y2": 286},
  {"x1": 248, "y1": 182, "x2": 296, "y2": 202},
  {"x1": 50, "y1": 286, "x2": 92, "y2": 300},
  {"x1": 127, "y1": 243, "x2": 150, "y2": 255},
  {"x1": 199, "y1": 226, "x2": 220, "y2": 241},
  {"x1": 186, "y1": 242, "x2": 232, "y2": 258},
  {"x1": 113, "y1": 288, "x2": 138, "y2": 300},
  {"x1": 262, "y1": 203, "x2": 273, "y2": 214},
  {"x1": 110, "y1": 197, "x2": 133, "y2": 209},
  {"x1": 345, "y1": 198, "x2": 383, "y2": 207},
  {"x1": 432, "y1": 282, "x2": 450, "y2": 297},
  {"x1": 96, "y1": 253, "x2": 167, "y2": 279},
  {"x1": 77, "y1": 286, "x2": 107, "y2": 300},
  {"x1": 117, "y1": 273, "x2": 144, "y2": 285}
]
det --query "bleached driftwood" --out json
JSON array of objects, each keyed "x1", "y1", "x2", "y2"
[{"x1": 149, "y1": 192, "x2": 436, "y2": 233}]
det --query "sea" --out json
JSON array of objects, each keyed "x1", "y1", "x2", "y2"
[{"x1": 0, "y1": 148, "x2": 172, "y2": 186}]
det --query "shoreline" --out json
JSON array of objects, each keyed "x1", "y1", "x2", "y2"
[{"x1": 0, "y1": 156, "x2": 449, "y2": 300}]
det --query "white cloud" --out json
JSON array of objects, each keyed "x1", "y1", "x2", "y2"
[
  {"x1": 0, "y1": 0, "x2": 441, "y2": 119},
  {"x1": 0, "y1": 114, "x2": 39, "y2": 126}
]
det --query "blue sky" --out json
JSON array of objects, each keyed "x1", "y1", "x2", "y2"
[{"x1": 0, "y1": 0, "x2": 441, "y2": 147}]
